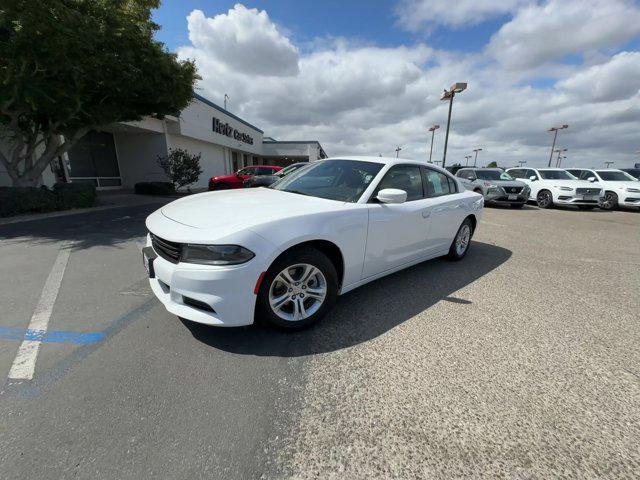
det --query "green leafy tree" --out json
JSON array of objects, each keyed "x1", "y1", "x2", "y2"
[
  {"x1": 0, "y1": 0, "x2": 198, "y2": 186},
  {"x1": 157, "y1": 148, "x2": 202, "y2": 191},
  {"x1": 486, "y1": 161, "x2": 498, "y2": 168}
]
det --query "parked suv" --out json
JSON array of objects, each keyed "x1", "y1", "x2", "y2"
[
  {"x1": 505, "y1": 167, "x2": 603, "y2": 209},
  {"x1": 208, "y1": 165, "x2": 282, "y2": 190},
  {"x1": 456, "y1": 168, "x2": 529, "y2": 208},
  {"x1": 565, "y1": 168, "x2": 640, "y2": 210}
]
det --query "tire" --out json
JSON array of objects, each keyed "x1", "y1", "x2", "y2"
[
  {"x1": 511, "y1": 203, "x2": 525, "y2": 209},
  {"x1": 448, "y1": 218, "x2": 474, "y2": 261},
  {"x1": 536, "y1": 190, "x2": 554, "y2": 209},
  {"x1": 256, "y1": 247, "x2": 338, "y2": 330},
  {"x1": 578, "y1": 205, "x2": 595, "y2": 210},
  {"x1": 600, "y1": 192, "x2": 618, "y2": 211}
]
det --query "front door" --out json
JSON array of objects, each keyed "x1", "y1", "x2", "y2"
[{"x1": 363, "y1": 165, "x2": 431, "y2": 278}]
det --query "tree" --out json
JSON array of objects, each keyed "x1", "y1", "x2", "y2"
[
  {"x1": 486, "y1": 161, "x2": 498, "y2": 168},
  {"x1": 0, "y1": 0, "x2": 198, "y2": 186},
  {"x1": 157, "y1": 148, "x2": 202, "y2": 191}
]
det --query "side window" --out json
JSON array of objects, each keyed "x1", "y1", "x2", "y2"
[
  {"x1": 508, "y1": 169, "x2": 522, "y2": 178},
  {"x1": 424, "y1": 169, "x2": 454, "y2": 197},
  {"x1": 580, "y1": 171, "x2": 593, "y2": 180},
  {"x1": 525, "y1": 169, "x2": 538, "y2": 180},
  {"x1": 374, "y1": 165, "x2": 424, "y2": 201},
  {"x1": 447, "y1": 176, "x2": 458, "y2": 193},
  {"x1": 566, "y1": 169, "x2": 580, "y2": 178}
]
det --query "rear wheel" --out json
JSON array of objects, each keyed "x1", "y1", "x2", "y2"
[
  {"x1": 600, "y1": 192, "x2": 618, "y2": 210},
  {"x1": 257, "y1": 247, "x2": 338, "y2": 330},
  {"x1": 448, "y1": 218, "x2": 474, "y2": 261},
  {"x1": 536, "y1": 190, "x2": 553, "y2": 209}
]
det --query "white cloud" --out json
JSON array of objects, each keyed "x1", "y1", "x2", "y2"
[
  {"x1": 186, "y1": 5, "x2": 299, "y2": 77},
  {"x1": 488, "y1": 0, "x2": 640, "y2": 70},
  {"x1": 177, "y1": 3, "x2": 640, "y2": 169},
  {"x1": 557, "y1": 52, "x2": 640, "y2": 103},
  {"x1": 396, "y1": 0, "x2": 525, "y2": 29}
]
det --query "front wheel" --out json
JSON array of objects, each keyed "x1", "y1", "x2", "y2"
[
  {"x1": 448, "y1": 218, "x2": 474, "y2": 261},
  {"x1": 600, "y1": 192, "x2": 618, "y2": 210},
  {"x1": 536, "y1": 190, "x2": 553, "y2": 209},
  {"x1": 257, "y1": 247, "x2": 338, "y2": 330}
]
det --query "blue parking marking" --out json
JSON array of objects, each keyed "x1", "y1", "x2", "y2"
[{"x1": 0, "y1": 327, "x2": 105, "y2": 345}]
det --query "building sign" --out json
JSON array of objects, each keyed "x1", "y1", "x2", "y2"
[{"x1": 212, "y1": 117, "x2": 254, "y2": 145}]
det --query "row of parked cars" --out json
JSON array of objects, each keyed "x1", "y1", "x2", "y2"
[
  {"x1": 209, "y1": 162, "x2": 640, "y2": 212},
  {"x1": 455, "y1": 166, "x2": 640, "y2": 211}
]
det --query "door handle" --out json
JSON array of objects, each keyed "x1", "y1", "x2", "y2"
[{"x1": 422, "y1": 210, "x2": 431, "y2": 218}]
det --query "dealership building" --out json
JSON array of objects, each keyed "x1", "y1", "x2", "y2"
[{"x1": 0, "y1": 93, "x2": 327, "y2": 190}]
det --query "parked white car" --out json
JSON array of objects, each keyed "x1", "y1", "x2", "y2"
[
  {"x1": 505, "y1": 167, "x2": 603, "y2": 209},
  {"x1": 565, "y1": 168, "x2": 640, "y2": 210},
  {"x1": 144, "y1": 157, "x2": 484, "y2": 329}
]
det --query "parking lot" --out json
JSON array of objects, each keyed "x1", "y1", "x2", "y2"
[{"x1": 0, "y1": 203, "x2": 639, "y2": 479}]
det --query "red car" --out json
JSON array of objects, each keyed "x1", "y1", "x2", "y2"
[{"x1": 208, "y1": 165, "x2": 282, "y2": 190}]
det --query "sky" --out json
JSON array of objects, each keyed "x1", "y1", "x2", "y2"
[{"x1": 152, "y1": 0, "x2": 640, "y2": 168}]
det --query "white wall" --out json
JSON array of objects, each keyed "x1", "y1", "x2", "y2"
[
  {"x1": 114, "y1": 131, "x2": 169, "y2": 188},
  {"x1": 178, "y1": 98, "x2": 263, "y2": 156},
  {"x1": 166, "y1": 133, "x2": 227, "y2": 189}
]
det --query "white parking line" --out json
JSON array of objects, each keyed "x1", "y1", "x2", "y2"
[{"x1": 8, "y1": 244, "x2": 72, "y2": 380}]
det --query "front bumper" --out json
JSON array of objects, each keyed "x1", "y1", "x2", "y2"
[
  {"x1": 146, "y1": 236, "x2": 263, "y2": 327},
  {"x1": 619, "y1": 193, "x2": 640, "y2": 207},
  {"x1": 553, "y1": 192, "x2": 603, "y2": 206}
]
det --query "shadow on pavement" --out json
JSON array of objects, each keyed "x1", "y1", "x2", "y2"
[
  {"x1": 0, "y1": 203, "x2": 167, "y2": 249},
  {"x1": 182, "y1": 241, "x2": 512, "y2": 357}
]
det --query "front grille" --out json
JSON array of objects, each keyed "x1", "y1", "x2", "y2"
[
  {"x1": 576, "y1": 187, "x2": 601, "y2": 195},
  {"x1": 504, "y1": 186, "x2": 523, "y2": 194},
  {"x1": 151, "y1": 233, "x2": 182, "y2": 263}
]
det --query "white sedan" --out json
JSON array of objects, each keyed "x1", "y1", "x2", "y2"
[{"x1": 143, "y1": 157, "x2": 483, "y2": 329}]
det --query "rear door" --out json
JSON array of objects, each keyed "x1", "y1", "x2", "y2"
[
  {"x1": 422, "y1": 167, "x2": 467, "y2": 253},
  {"x1": 363, "y1": 165, "x2": 431, "y2": 278}
]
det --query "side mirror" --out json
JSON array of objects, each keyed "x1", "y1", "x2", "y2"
[
  {"x1": 469, "y1": 176, "x2": 477, "y2": 181},
  {"x1": 587, "y1": 177, "x2": 596, "y2": 182},
  {"x1": 377, "y1": 188, "x2": 407, "y2": 204},
  {"x1": 529, "y1": 176, "x2": 537, "y2": 181}
]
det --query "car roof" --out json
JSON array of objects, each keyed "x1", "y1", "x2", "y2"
[{"x1": 323, "y1": 156, "x2": 453, "y2": 175}]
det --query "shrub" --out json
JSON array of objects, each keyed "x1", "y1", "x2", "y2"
[
  {"x1": 134, "y1": 181, "x2": 176, "y2": 196},
  {"x1": 53, "y1": 182, "x2": 97, "y2": 209},
  {"x1": 157, "y1": 148, "x2": 203, "y2": 191},
  {"x1": 0, "y1": 183, "x2": 97, "y2": 217}
]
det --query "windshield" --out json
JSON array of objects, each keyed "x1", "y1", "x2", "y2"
[
  {"x1": 475, "y1": 170, "x2": 514, "y2": 181},
  {"x1": 271, "y1": 159, "x2": 383, "y2": 202},
  {"x1": 539, "y1": 170, "x2": 574, "y2": 180},
  {"x1": 596, "y1": 170, "x2": 636, "y2": 181}
]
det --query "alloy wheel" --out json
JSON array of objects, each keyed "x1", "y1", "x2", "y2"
[
  {"x1": 268, "y1": 263, "x2": 327, "y2": 322},
  {"x1": 537, "y1": 191, "x2": 551, "y2": 208},
  {"x1": 455, "y1": 224, "x2": 471, "y2": 256},
  {"x1": 601, "y1": 193, "x2": 615, "y2": 210}
]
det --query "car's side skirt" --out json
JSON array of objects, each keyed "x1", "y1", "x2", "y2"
[{"x1": 339, "y1": 249, "x2": 450, "y2": 295}]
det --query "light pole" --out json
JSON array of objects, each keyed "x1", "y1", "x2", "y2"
[
  {"x1": 472, "y1": 148, "x2": 482, "y2": 167},
  {"x1": 554, "y1": 148, "x2": 567, "y2": 167},
  {"x1": 465, "y1": 155, "x2": 472, "y2": 166},
  {"x1": 428, "y1": 125, "x2": 440, "y2": 163},
  {"x1": 224, "y1": 94, "x2": 230, "y2": 110},
  {"x1": 433, "y1": 160, "x2": 442, "y2": 166},
  {"x1": 604, "y1": 161, "x2": 614, "y2": 168},
  {"x1": 395, "y1": 146, "x2": 402, "y2": 158},
  {"x1": 558, "y1": 156, "x2": 567, "y2": 167},
  {"x1": 518, "y1": 160, "x2": 527, "y2": 167},
  {"x1": 440, "y1": 82, "x2": 467, "y2": 168},
  {"x1": 547, "y1": 124, "x2": 568, "y2": 167}
]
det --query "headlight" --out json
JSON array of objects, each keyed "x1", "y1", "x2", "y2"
[
  {"x1": 556, "y1": 186, "x2": 573, "y2": 191},
  {"x1": 181, "y1": 244, "x2": 255, "y2": 265}
]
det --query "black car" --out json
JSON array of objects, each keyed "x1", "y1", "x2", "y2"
[
  {"x1": 243, "y1": 162, "x2": 309, "y2": 188},
  {"x1": 620, "y1": 168, "x2": 640, "y2": 180}
]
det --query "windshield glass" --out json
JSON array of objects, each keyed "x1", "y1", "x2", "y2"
[
  {"x1": 539, "y1": 170, "x2": 574, "y2": 180},
  {"x1": 278, "y1": 164, "x2": 304, "y2": 177},
  {"x1": 596, "y1": 170, "x2": 635, "y2": 181},
  {"x1": 475, "y1": 170, "x2": 514, "y2": 181},
  {"x1": 271, "y1": 159, "x2": 383, "y2": 202}
]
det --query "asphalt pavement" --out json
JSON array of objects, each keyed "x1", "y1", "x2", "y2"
[{"x1": 0, "y1": 202, "x2": 638, "y2": 479}]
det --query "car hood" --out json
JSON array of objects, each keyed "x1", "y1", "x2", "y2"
[
  {"x1": 599, "y1": 181, "x2": 640, "y2": 189},
  {"x1": 160, "y1": 188, "x2": 344, "y2": 231}
]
